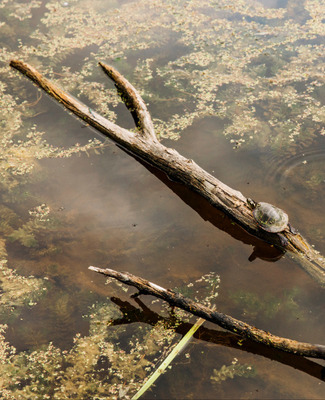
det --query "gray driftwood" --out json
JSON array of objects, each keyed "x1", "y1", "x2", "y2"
[
  {"x1": 89, "y1": 266, "x2": 325, "y2": 359},
  {"x1": 9, "y1": 59, "x2": 325, "y2": 286}
]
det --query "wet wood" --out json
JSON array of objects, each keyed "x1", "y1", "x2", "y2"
[
  {"x1": 9, "y1": 59, "x2": 325, "y2": 286},
  {"x1": 89, "y1": 266, "x2": 325, "y2": 360}
]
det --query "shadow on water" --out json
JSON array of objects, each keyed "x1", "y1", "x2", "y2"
[
  {"x1": 124, "y1": 146, "x2": 285, "y2": 263},
  {"x1": 109, "y1": 296, "x2": 325, "y2": 383}
]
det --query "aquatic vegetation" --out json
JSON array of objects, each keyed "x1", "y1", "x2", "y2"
[
  {"x1": 0, "y1": 0, "x2": 323, "y2": 150},
  {"x1": 0, "y1": 0, "x2": 324, "y2": 398},
  {"x1": 230, "y1": 287, "x2": 305, "y2": 321},
  {"x1": 186, "y1": 271, "x2": 220, "y2": 308},
  {"x1": 8, "y1": 204, "x2": 57, "y2": 248},
  {"x1": 210, "y1": 357, "x2": 256, "y2": 384},
  {"x1": 172, "y1": 271, "x2": 220, "y2": 323},
  {"x1": 0, "y1": 241, "x2": 48, "y2": 322},
  {"x1": 0, "y1": 267, "x2": 221, "y2": 398},
  {"x1": 0, "y1": 301, "x2": 180, "y2": 399}
]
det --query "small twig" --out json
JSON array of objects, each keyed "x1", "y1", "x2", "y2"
[{"x1": 89, "y1": 266, "x2": 325, "y2": 360}]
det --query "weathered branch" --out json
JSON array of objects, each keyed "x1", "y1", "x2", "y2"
[
  {"x1": 110, "y1": 297, "x2": 325, "y2": 382},
  {"x1": 9, "y1": 59, "x2": 325, "y2": 286},
  {"x1": 99, "y1": 62, "x2": 157, "y2": 141},
  {"x1": 89, "y1": 266, "x2": 325, "y2": 360}
]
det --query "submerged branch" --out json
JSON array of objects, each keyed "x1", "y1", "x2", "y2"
[
  {"x1": 9, "y1": 59, "x2": 325, "y2": 286},
  {"x1": 89, "y1": 266, "x2": 325, "y2": 360}
]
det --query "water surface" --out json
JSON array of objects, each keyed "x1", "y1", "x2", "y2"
[{"x1": 0, "y1": 0, "x2": 324, "y2": 398}]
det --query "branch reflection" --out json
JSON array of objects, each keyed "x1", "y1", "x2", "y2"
[
  {"x1": 109, "y1": 296, "x2": 325, "y2": 382},
  {"x1": 125, "y1": 147, "x2": 284, "y2": 263}
]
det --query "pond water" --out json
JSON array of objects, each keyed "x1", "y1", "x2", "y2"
[{"x1": 0, "y1": 0, "x2": 325, "y2": 399}]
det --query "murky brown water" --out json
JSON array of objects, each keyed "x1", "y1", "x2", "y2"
[
  {"x1": 4, "y1": 115, "x2": 324, "y2": 398},
  {"x1": 1, "y1": 0, "x2": 325, "y2": 398}
]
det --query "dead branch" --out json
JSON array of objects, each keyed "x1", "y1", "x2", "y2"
[
  {"x1": 99, "y1": 62, "x2": 156, "y2": 141},
  {"x1": 9, "y1": 59, "x2": 325, "y2": 286},
  {"x1": 89, "y1": 266, "x2": 325, "y2": 360},
  {"x1": 110, "y1": 297, "x2": 325, "y2": 382}
]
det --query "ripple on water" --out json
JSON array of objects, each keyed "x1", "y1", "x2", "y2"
[
  {"x1": 262, "y1": 146, "x2": 325, "y2": 245},
  {"x1": 264, "y1": 147, "x2": 325, "y2": 210}
]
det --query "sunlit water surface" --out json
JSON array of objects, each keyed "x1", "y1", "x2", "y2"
[
  {"x1": 1, "y1": 0, "x2": 325, "y2": 399},
  {"x1": 5, "y1": 115, "x2": 325, "y2": 398}
]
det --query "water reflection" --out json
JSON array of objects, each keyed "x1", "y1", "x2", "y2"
[
  {"x1": 1, "y1": 0, "x2": 325, "y2": 396},
  {"x1": 110, "y1": 296, "x2": 325, "y2": 382},
  {"x1": 2, "y1": 71, "x2": 323, "y2": 398},
  {"x1": 134, "y1": 151, "x2": 285, "y2": 263}
]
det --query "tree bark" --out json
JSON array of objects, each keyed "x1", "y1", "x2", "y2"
[
  {"x1": 9, "y1": 59, "x2": 325, "y2": 286},
  {"x1": 89, "y1": 266, "x2": 325, "y2": 360}
]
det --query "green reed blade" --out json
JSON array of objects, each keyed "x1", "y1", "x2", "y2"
[{"x1": 131, "y1": 317, "x2": 205, "y2": 400}]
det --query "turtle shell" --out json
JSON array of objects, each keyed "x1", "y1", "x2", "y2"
[{"x1": 253, "y1": 202, "x2": 289, "y2": 233}]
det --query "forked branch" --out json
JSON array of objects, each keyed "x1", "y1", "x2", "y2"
[
  {"x1": 99, "y1": 62, "x2": 157, "y2": 141},
  {"x1": 9, "y1": 59, "x2": 325, "y2": 286}
]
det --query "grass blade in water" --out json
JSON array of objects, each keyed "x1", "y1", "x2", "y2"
[{"x1": 131, "y1": 317, "x2": 205, "y2": 400}]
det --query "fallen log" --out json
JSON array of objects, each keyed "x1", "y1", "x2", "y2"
[
  {"x1": 89, "y1": 266, "x2": 325, "y2": 360},
  {"x1": 9, "y1": 59, "x2": 325, "y2": 286}
]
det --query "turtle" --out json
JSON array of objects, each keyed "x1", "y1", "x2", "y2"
[{"x1": 247, "y1": 199, "x2": 297, "y2": 246}]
